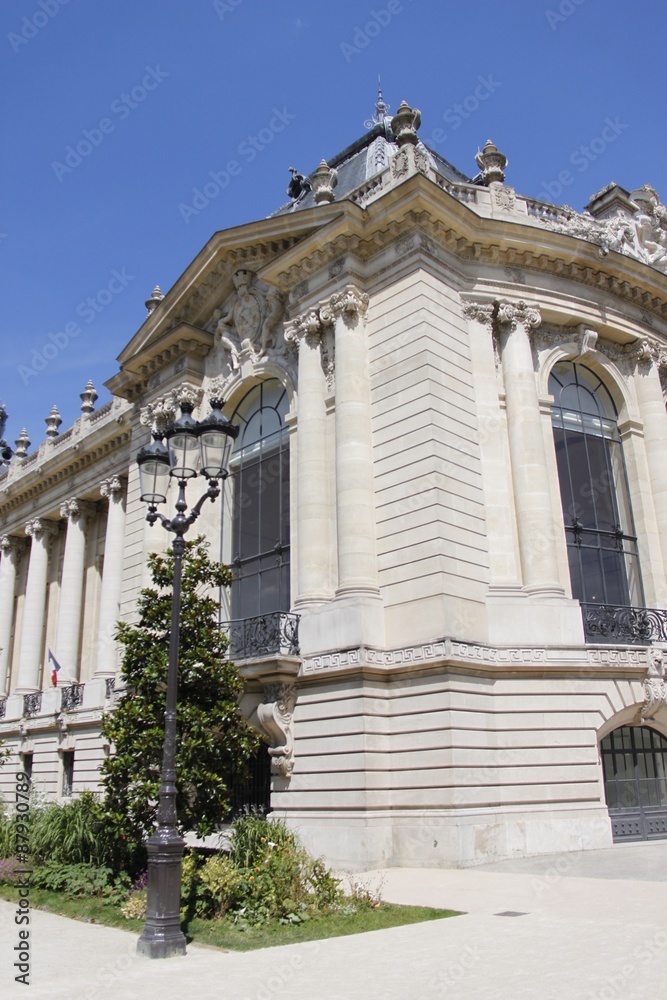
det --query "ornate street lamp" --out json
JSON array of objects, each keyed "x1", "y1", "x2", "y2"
[{"x1": 135, "y1": 397, "x2": 238, "y2": 959}]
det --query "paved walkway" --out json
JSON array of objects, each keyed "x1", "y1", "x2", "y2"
[{"x1": 1, "y1": 842, "x2": 666, "y2": 999}]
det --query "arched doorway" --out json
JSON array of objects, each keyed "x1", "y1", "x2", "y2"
[{"x1": 601, "y1": 725, "x2": 667, "y2": 841}]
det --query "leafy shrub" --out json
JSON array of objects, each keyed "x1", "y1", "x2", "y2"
[
  {"x1": 0, "y1": 857, "x2": 25, "y2": 885},
  {"x1": 121, "y1": 889, "x2": 147, "y2": 920},
  {"x1": 30, "y1": 861, "x2": 112, "y2": 897},
  {"x1": 0, "y1": 812, "x2": 16, "y2": 858},
  {"x1": 30, "y1": 792, "x2": 104, "y2": 866},
  {"x1": 197, "y1": 855, "x2": 243, "y2": 917}
]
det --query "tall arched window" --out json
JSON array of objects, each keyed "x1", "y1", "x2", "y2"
[
  {"x1": 550, "y1": 361, "x2": 643, "y2": 607},
  {"x1": 228, "y1": 380, "x2": 290, "y2": 620}
]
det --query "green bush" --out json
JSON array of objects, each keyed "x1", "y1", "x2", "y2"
[
  {"x1": 30, "y1": 861, "x2": 112, "y2": 897},
  {"x1": 0, "y1": 811, "x2": 16, "y2": 858},
  {"x1": 30, "y1": 793, "x2": 104, "y2": 865},
  {"x1": 178, "y1": 815, "x2": 346, "y2": 929}
]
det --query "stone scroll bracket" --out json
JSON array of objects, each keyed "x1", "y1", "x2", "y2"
[
  {"x1": 241, "y1": 682, "x2": 297, "y2": 778},
  {"x1": 639, "y1": 648, "x2": 667, "y2": 723}
]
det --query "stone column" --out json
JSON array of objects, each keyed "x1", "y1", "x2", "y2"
[
  {"x1": 95, "y1": 477, "x2": 127, "y2": 677},
  {"x1": 55, "y1": 498, "x2": 96, "y2": 681},
  {"x1": 632, "y1": 348, "x2": 667, "y2": 585},
  {"x1": 496, "y1": 301, "x2": 564, "y2": 596},
  {"x1": 16, "y1": 519, "x2": 57, "y2": 693},
  {"x1": 325, "y1": 285, "x2": 380, "y2": 597},
  {"x1": 285, "y1": 311, "x2": 331, "y2": 606},
  {"x1": 462, "y1": 302, "x2": 522, "y2": 591},
  {"x1": 0, "y1": 537, "x2": 21, "y2": 696}
]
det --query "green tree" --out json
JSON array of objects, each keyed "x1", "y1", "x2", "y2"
[{"x1": 100, "y1": 537, "x2": 259, "y2": 857}]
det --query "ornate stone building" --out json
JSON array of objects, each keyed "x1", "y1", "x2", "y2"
[{"x1": 1, "y1": 94, "x2": 667, "y2": 867}]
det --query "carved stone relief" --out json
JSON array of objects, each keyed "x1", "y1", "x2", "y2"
[
  {"x1": 251, "y1": 683, "x2": 296, "y2": 777},
  {"x1": 208, "y1": 269, "x2": 285, "y2": 374}
]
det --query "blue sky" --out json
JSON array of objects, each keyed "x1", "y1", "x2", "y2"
[{"x1": 1, "y1": 0, "x2": 666, "y2": 449}]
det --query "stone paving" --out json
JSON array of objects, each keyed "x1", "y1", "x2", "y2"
[{"x1": 1, "y1": 842, "x2": 666, "y2": 999}]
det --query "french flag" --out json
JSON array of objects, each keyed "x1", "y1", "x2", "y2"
[{"x1": 48, "y1": 649, "x2": 62, "y2": 687}]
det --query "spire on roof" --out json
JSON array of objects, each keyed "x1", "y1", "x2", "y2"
[{"x1": 364, "y1": 76, "x2": 392, "y2": 132}]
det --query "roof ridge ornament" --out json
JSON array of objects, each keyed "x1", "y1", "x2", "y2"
[{"x1": 364, "y1": 76, "x2": 392, "y2": 132}]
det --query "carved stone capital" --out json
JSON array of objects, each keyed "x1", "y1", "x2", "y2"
[
  {"x1": 0, "y1": 535, "x2": 21, "y2": 557},
  {"x1": 284, "y1": 310, "x2": 323, "y2": 346},
  {"x1": 25, "y1": 518, "x2": 57, "y2": 541},
  {"x1": 60, "y1": 497, "x2": 96, "y2": 523},
  {"x1": 327, "y1": 286, "x2": 369, "y2": 324},
  {"x1": 100, "y1": 477, "x2": 124, "y2": 500},
  {"x1": 495, "y1": 300, "x2": 542, "y2": 331},
  {"x1": 461, "y1": 301, "x2": 495, "y2": 326},
  {"x1": 140, "y1": 383, "x2": 203, "y2": 432},
  {"x1": 254, "y1": 683, "x2": 296, "y2": 777}
]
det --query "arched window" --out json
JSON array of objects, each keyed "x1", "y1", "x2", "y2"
[
  {"x1": 549, "y1": 362, "x2": 643, "y2": 607},
  {"x1": 228, "y1": 380, "x2": 290, "y2": 620},
  {"x1": 601, "y1": 725, "x2": 667, "y2": 841}
]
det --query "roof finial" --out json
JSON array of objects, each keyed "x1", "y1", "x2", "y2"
[{"x1": 364, "y1": 75, "x2": 391, "y2": 130}]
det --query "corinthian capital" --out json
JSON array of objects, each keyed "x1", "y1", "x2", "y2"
[
  {"x1": 328, "y1": 285, "x2": 369, "y2": 322},
  {"x1": 461, "y1": 300, "x2": 494, "y2": 326},
  {"x1": 100, "y1": 477, "x2": 124, "y2": 500},
  {"x1": 0, "y1": 535, "x2": 21, "y2": 556},
  {"x1": 25, "y1": 518, "x2": 57, "y2": 540},
  {"x1": 60, "y1": 498, "x2": 96, "y2": 523},
  {"x1": 495, "y1": 299, "x2": 541, "y2": 331},
  {"x1": 284, "y1": 310, "x2": 322, "y2": 346}
]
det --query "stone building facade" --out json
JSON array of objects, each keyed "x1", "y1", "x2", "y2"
[{"x1": 1, "y1": 96, "x2": 667, "y2": 868}]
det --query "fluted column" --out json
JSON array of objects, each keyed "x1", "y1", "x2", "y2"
[
  {"x1": 325, "y1": 285, "x2": 380, "y2": 597},
  {"x1": 55, "y1": 498, "x2": 95, "y2": 681},
  {"x1": 0, "y1": 537, "x2": 21, "y2": 696},
  {"x1": 16, "y1": 519, "x2": 57, "y2": 693},
  {"x1": 634, "y1": 349, "x2": 667, "y2": 582},
  {"x1": 95, "y1": 477, "x2": 127, "y2": 677},
  {"x1": 285, "y1": 311, "x2": 331, "y2": 606},
  {"x1": 496, "y1": 301, "x2": 564, "y2": 596}
]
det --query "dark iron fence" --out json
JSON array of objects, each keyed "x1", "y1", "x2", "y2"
[
  {"x1": 220, "y1": 612, "x2": 300, "y2": 659},
  {"x1": 581, "y1": 604, "x2": 667, "y2": 645}
]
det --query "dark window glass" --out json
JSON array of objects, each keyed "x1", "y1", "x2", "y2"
[
  {"x1": 549, "y1": 363, "x2": 642, "y2": 606},
  {"x1": 21, "y1": 753, "x2": 33, "y2": 784},
  {"x1": 62, "y1": 751, "x2": 74, "y2": 798},
  {"x1": 228, "y1": 380, "x2": 290, "y2": 621},
  {"x1": 601, "y1": 726, "x2": 667, "y2": 812}
]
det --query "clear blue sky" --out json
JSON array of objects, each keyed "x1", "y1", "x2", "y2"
[{"x1": 1, "y1": 0, "x2": 665, "y2": 449}]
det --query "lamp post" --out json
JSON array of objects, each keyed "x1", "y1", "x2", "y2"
[{"x1": 135, "y1": 397, "x2": 238, "y2": 959}]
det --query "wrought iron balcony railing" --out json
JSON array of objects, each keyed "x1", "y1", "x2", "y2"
[
  {"x1": 220, "y1": 612, "x2": 300, "y2": 659},
  {"x1": 105, "y1": 677, "x2": 115, "y2": 699},
  {"x1": 23, "y1": 692, "x2": 42, "y2": 717},
  {"x1": 581, "y1": 603, "x2": 667, "y2": 645},
  {"x1": 0, "y1": 698, "x2": 6, "y2": 720},
  {"x1": 61, "y1": 683, "x2": 84, "y2": 711}
]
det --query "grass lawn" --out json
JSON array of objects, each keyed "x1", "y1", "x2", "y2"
[{"x1": 0, "y1": 885, "x2": 462, "y2": 952}]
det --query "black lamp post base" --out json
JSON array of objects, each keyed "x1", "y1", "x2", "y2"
[
  {"x1": 137, "y1": 827, "x2": 187, "y2": 959},
  {"x1": 137, "y1": 930, "x2": 187, "y2": 960}
]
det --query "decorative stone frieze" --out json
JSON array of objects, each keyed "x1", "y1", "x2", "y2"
[
  {"x1": 253, "y1": 683, "x2": 296, "y2": 777},
  {"x1": 539, "y1": 183, "x2": 667, "y2": 275}
]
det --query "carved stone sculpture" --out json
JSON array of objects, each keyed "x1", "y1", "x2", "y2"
[
  {"x1": 252, "y1": 683, "x2": 296, "y2": 777},
  {"x1": 211, "y1": 270, "x2": 285, "y2": 367}
]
